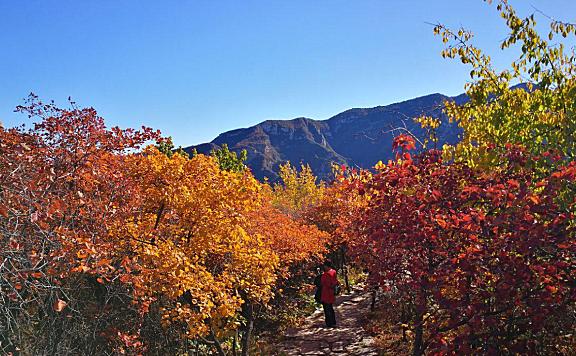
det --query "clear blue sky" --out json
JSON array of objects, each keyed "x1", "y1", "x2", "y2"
[{"x1": 1, "y1": 0, "x2": 575, "y2": 146}]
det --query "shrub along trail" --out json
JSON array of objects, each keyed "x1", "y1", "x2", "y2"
[{"x1": 275, "y1": 284, "x2": 378, "y2": 356}]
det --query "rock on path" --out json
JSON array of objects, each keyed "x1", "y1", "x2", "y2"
[{"x1": 274, "y1": 284, "x2": 378, "y2": 356}]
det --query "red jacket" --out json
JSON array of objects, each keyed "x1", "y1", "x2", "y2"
[{"x1": 320, "y1": 268, "x2": 338, "y2": 304}]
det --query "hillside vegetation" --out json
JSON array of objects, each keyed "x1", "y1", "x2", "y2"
[{"x1": 2, "y1": 1, "x2": 576, "y2": 355}]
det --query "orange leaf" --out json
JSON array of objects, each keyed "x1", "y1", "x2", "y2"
[
  {"x1": 71, "y1": 265, "x2": 90, "y2": 273},
  {"x1": 53, "y1": 298, "x2": 67, "y2": 312},
  {"x1": 436, "y1": 218, "x2": 448, "y2": 229},
  {"x1": 546, "y1": 285, "x2": 558, "y2": 294},
  {"x1": 96, "y1": 258, "x2": 112, "y2": 267},
  {"x1": 0, "y1": 205, "x2": 8, "y2": 217},
  {"x1": 48, "y1": 199, "x2": 64, "y2": 215}
]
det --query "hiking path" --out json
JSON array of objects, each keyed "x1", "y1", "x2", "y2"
[{"x1": 274, "y1": 283, "x2": 379, "y2": 356}]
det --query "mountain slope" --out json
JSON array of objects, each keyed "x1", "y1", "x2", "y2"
[{"x1": 184, "y1": 92, "x2": 463, "y2": 181}]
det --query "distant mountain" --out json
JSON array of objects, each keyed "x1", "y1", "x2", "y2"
[{"x1": 184, "y1": 92, "x2": 467, "y2": 181}]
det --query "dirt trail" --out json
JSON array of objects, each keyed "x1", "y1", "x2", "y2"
[{"x1": 274, "y1": 284, "x2": 379, "y2": 355}]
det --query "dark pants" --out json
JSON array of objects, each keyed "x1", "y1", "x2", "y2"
[{"x1": 322, "y1": 303, "x2": 336, "y2": 327}]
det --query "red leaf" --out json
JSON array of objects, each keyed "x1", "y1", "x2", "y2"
[
  {"x1": 9, "y1": 239, "x2": 21, "y2": 250},
  {"x1": 48, "y1": 199, "x2": 64, "y2": 215},
  {"x1": 507, "y1": 179, "x2": 520, "y2": 189}
]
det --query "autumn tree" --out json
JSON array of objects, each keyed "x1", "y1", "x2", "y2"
[
  {"x1": 431, "y1": 0, "x2": 576, "y2": 171},
  {"x1": 271, "y1": 162, "x2": 325, "y2": 218},
  {"x1": 110, "y1": 147, "x2": 275, "y2": 353},
  {"x1": 109, "y1": 146, "x2": 327, "y2": 355},
  {"x1": 0, "y1": 96, "x2": 328, "y2": 355},
  {"x1": 346, "y1": 136, "x2": 576, "y2": 354},
  {"x1": 0, "y1": 95, "x2": 160, "y2": 355}
]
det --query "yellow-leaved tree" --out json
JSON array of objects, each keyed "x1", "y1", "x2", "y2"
[
  {"x1": 112, "y1": 147, "x2": 277, "y2": 353},
  {"x1": 271, "y1": 162, "x2": 325, "y2": 218},
  {"x1": 430, "y1": 0, "x2": 576, "y2": 171},
  {"x1": 108, "y1": 148, "x2": 329, "y2": 355}
]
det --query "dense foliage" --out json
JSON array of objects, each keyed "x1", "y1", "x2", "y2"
[
  {"x1": 343, "y1": 136, "x2": 576, "y2": 354},
  {"x1": 335, "y1": 1, "x2": 576, "y2": 354},
  {"x1": 2, "y1": 1, "x2": 576, "y2": 355},
  {"x1": 432, "y1": 0, "x2": 576, "y2": 172},
  {"x1": 0, "y1": 97, "x2": 327, "y2": 355}
]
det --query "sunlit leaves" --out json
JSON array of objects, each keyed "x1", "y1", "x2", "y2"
[
  {"x1": 110, "y1": 147, "x2": 328, "y2": 343},
  {"x1": 340, "y1": 143, "x2": 576, "y2": 354},
  {"x1": 271, "y1": 162, "x2": 325, "y2": 218},
  {"x1": 0, "y1": 96, "x2": 327, "y2": 353},
  {"x1": 434, "y1": 0, "x2": 576, "y2": 169},
  {"x1": 114, "y1": 148, "x2": 278, "y2": 337},
  {"x1": 0, "y1": 95, "x2": 160, "y2": 354}
]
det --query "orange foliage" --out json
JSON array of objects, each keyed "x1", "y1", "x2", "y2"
[
  {"x1": 247, "y1": 204, "x2": 328, "y2": 274},
  {"x1": 111, "y1": 147, "x2": 328, "y2": 339},
  {"x1": 113, "y1": 147, "x2": 278, "y2": 337},
  {"x1": 0, "y1": 97, "x2": 328, "y2": 353}
]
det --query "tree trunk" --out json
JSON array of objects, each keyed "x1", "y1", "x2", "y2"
[
  {"x1": 232, "y1": 331, "x2": 238, "y2": 356},
  {"x1": 340, "y1": 245, "x2": 350, "y2": 293},
  {"x1": 401, "y1": 305, "x2": 408, "y2": 342},
  {"x1": 241, "y1": 301, "x2": 254, "y2": 356},
  {"x1": 412, "y1": 287, "x2": 427, "y2": 356},
  {"x1": 412, "y1": 305, "x2": 424, "y2": 356},
  {"x1": 370, "y1": 287, "x2": 377, "y2": 311}
]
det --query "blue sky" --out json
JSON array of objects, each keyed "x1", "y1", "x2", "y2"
[{"x1": 1, "y1": 0, "x2": 575, "y2": 146}]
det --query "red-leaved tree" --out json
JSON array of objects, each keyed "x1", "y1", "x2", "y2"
[
  {"x1": 0, "y1": 95, "x2": 160, "y2": 354},
  {"x1": 346, "y1": 135, "x2": 576, "y2": 354}
]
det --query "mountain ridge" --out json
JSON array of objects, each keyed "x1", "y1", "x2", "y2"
[{"x1": 184, "y1": 92, "x2": 464, "y2": 181}]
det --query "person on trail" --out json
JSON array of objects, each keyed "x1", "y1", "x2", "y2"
[{"x1": 320, "y1": 261, "x2": 339, "y2": 327}]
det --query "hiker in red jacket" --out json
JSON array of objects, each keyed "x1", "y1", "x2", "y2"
[{"x1": 320, "y1": 260, "x2": 339, "y2": 327}]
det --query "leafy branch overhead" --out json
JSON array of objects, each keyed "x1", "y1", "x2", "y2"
[{"x1": 427, "y1": 0, "x2": 576, "y2": 170}]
